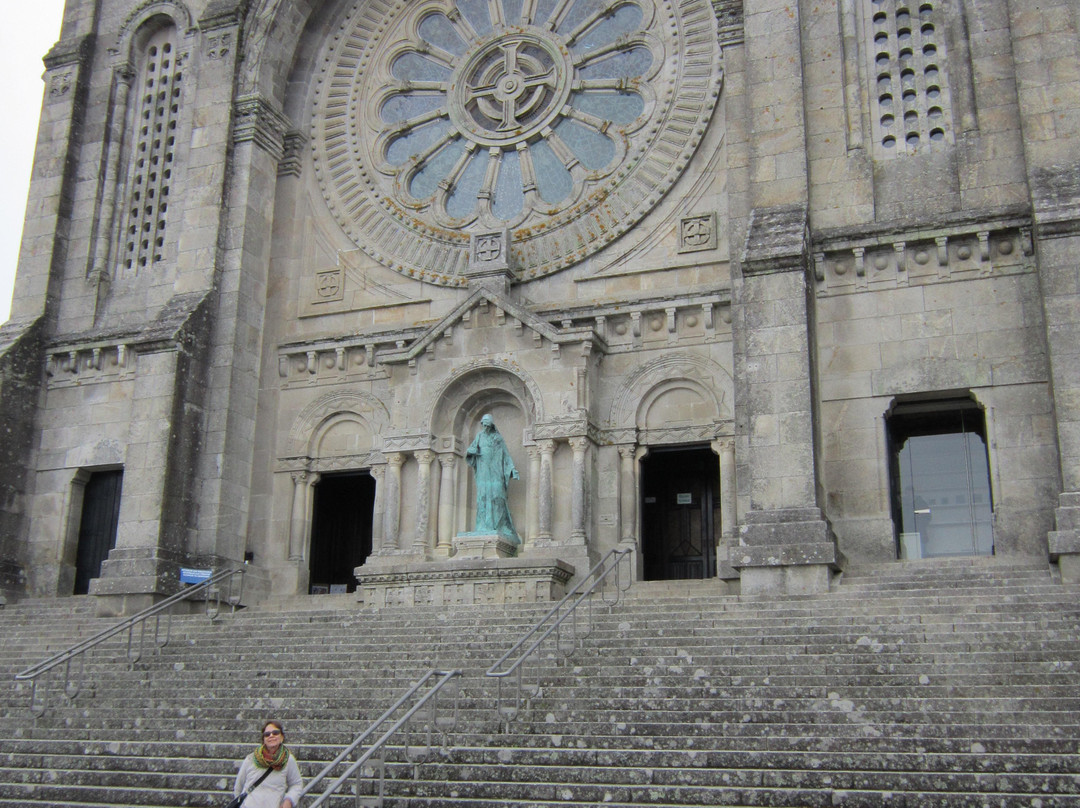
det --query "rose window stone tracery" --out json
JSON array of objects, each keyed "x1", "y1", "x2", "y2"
[{"x1": 311, "y1": 0, "x2": 722, "y2": 284}]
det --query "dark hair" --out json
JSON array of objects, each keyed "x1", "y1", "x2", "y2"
[{"x1": 261, "y1": 719, "x2": 285, "y2": 739}]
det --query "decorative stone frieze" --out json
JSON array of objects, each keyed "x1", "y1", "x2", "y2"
[
  {"x1": 45, "y1": 343, "x2": 136, "y2": 386},
  {"x1": 812, "y1": 209, "x2": 1034, "y2": 296},
  {"x1": 277, "y1": 336, "x2": 401, "y2": 386},
  {"x1": 382, "y1": 432, "x2": 438, "y2": 454},
  {"x1": 355, "y1": 557, "x2": 575, "y2": 608},
  {"x1": 532, "y1": 417, "x2": 594, "y2": 443}
]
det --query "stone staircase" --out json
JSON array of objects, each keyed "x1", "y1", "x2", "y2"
[{"x1": 1, "y1": 557, "x2": 1079, "y2": 806}]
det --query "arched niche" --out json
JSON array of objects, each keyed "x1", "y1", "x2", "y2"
[
  {"x1": 430, "y1": 363, "x2": 541, "y2": 442},
  {"x1": 430, "y1": 365, "x2": 539, "y2": 537}
]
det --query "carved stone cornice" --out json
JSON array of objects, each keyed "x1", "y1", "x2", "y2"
[
  {"x1": 713, "y1": 0, "x2": 744, "y2": 47},
  {"x1": 278, "y1": 131, "x2": 307, "y2": 178},
  {"x1": 382, "y1": 432, "x2": 437, "y2": 453},
  {"x1": 43, "y1": 34, "x2": 94, "y2": 71},
  {"x1": 811, "y1": 206, "x2": 1035, "y2": 297},
  {"x1": 1032, "y1": 165, "x2": 1080, "y2": 240},
  {"x1": 741, "y1": 205, "x2": 809, "y2": 276},
  {"x1": 233, "y1": 93, "x2": 289, "y2": 160},
  {"x1": 43, "y1": 291, "x2": 211, "y2": 388},
  {"x1": 198, "y1": 0, "x2": 248, "y2": 31}
]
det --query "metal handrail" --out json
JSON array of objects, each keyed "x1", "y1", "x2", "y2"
[
  {"x1": 15, "y1": 568, "x2": 244, "y2": 716},
  {"x1": 486, "y1": 547, "x2": 632, "y2": 725},
  {"x1": 300, "y1": 668, "x2": 461, "y2": 808}
]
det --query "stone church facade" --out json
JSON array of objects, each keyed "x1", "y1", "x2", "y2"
[{"x1": 2, "y1": 0, "x2": 1079, "y2": 611}]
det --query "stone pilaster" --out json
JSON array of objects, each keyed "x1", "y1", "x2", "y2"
[
  {"x1": 187, "y1": 3, "x2": 288, "y2": 569},
  {"x1": 1006, "y1": 0, "x2": 1080, "y2": 580},
  {"x1": 734, "y1": 206, "x2": 838, "y2": 596}
]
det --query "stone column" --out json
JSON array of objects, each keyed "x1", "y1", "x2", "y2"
[
  {"x1": 436, "y1": 454, "x2": 457, "y2": 557},
  {"x1": 525, "y1": 446, "x2": 540, "y2": 547},
  {"x1": 413, "y1": 450, "x2": 435, "y2": 556},
  {"x1": 618, "y1": 445, "x2": 637, "y2": 545},
  {"x1": 714, "y1": 439, "x2": 737, "y2": 539},
  {"x1": 288, "y1": 471, "x2": 309, "y2": 561},
  {"x1": 384, "y1": 453, "x2": 405, "y2": 552},
  {"x1": 370, "y1": 465, "x2": 386, "y2": 554},
  {"x1": 735, "y1": 214, "x2": 837, "y2": 596},
  {"x1": 712, "y1": 438, "x2": 739, "y2": 581},
  {"x1": 536, "y1": 440, "x2": 555, "y2": 541},
  {"x1": 569, "y1": 437, "x2": 588, "y2": 543}
]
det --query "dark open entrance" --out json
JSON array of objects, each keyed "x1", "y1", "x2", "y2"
[
  {"x1": 641, "y1": 445, "x2": 719, "y2": 580},
  {"x1": 309, "y1": 471, "x2": 375, "y2": 594},
  {"x1": 886, "y1": 396, "x2": 994, "y2": 559},
  {"x1": 74, "y1": 470, "x2": 123, "y2": 595}
]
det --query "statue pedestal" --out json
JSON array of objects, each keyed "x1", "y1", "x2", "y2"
[
  {"x1": 354, "y1": 556, "x2": 575, "y2": 608},
  {"x1": 453, "y1": 532, "x2": 518, "y2": 559}
]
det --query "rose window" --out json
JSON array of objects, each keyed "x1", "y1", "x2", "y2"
[{"x1": 312, "y1": 0, "x2": 722, "y2": 284}]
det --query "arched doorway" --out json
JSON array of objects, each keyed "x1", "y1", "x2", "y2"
[
  {"x1": 640, "y1": 446, "x2": 719, "y2": 580},
  {"x1": 308, "y1": 471, "x2": 375, "y2": 593}
]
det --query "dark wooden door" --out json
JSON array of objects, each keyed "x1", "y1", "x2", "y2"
[
  {"x1": 309, "y1": 472, "x2": 375, "y2": 593},
  {"x1": 641, "y1": 447, "x2": 717, "y2": 580},
  {"x1": 74, "y1": 470, "x2": 123, "y2": 595}
]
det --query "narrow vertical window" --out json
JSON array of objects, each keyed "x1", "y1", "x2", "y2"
[
  {"x1": 865, "y1": 0, "x2": 953, "y2": 158},
  {"x1": 119, "y1": 25, "x2": 182, "y2": 275},
  {"x1": 887, "y1": 398, "x2": 994, "y2": 560}
]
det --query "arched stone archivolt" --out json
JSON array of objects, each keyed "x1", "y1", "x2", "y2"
[
  {"x1": 285, "y1": 390, "x2": 391, "y2": 459},
  {"x1": 428, "y1": 361, "x2": 543, "y2": 439},
  {"x1": 113, "y1": 0, "x2": 194, "y2": 52},
  {"x1": 608, "y1": 353, "x2": 732, "y2": 433}
]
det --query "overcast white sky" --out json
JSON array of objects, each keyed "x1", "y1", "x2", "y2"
[{"x1": 0, "y1": 3, "x2": 66, "y2": 322}]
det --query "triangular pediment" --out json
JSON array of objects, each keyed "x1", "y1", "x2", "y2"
[{"x1": 379, "y1": 286, "x2": 594, "y2": 365}]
